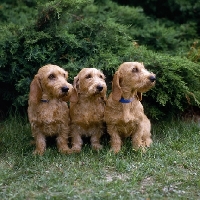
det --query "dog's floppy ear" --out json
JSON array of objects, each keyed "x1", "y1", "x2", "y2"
[
  {"x1": 136, "y1": 92, "x2": 142, "y2": 101},
  {"x1": 28, "y1": 74, "x2": 42, "y2": 104},
  {"x1": 73, "y1": 75, "x2": 79, "y2": 89},
  {"x1": 69, "y1": 88, "x2": 78, "y2": 103},
  {"x1": 112, "y1": 71, "x2": 122, "y2": 101},
  {"x1": 69, "y1": 75, "x2": 79, "y2": 103}
]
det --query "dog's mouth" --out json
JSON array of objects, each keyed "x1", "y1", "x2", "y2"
[
  {"x1": 138, "y1": 82, "x2": 155, "y2": 93},
  {"x1": 95, "y1": 91, "x2": 103, "y2": 95}
]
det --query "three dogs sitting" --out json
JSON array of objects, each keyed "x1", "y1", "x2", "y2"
[{"x1": 28, "y1": 62, "x2": 156, "y2": 155}]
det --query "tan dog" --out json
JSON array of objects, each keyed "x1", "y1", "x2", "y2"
[
  {"x1": 104, "y1": 62, "x2": 156, "y2": 153},
  {"x1": 69, "y1": 68, "x2": 107, "y2": 153},
  {"x1": 28, "y1": 64, "x2": 73, "y2": 155}
]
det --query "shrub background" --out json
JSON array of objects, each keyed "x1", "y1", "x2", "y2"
[{"x1": 0, "y1": 0, "x2": 199, "y2": 120}]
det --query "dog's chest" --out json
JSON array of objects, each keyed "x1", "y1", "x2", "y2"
[
  {"x1": 123, "y1": 103, "x2": 140, "y2": 121},
  {"x1": 109, "y1": 102, "x2": 142, "y2": 130},
  {"x1": 112, "y1": 104, "x2": 140, "y2": 135},
  {"x1": 70, "y1": 101, "x2": 105, "y2": 125},
  {"x1": 37, "y1": 101, "x2": 69, "y2": 124}
]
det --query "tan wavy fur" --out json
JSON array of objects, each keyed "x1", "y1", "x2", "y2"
[
  {"x1": 28, "y1": 64, "x2": 73, "y2": 155},
  {"x1": 69, "y1": 68, "x2": 107, "y2": 153},
  {"x1": 104, "y1": 62, "x2": 156, "y2": 153}
]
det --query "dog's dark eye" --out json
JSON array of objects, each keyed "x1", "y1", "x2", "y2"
[
  {"x1": 48, "y1": 74, "x2": 55, "y2": 80},
  {"x1": 99, "y1": 74, "x2": 104, "y2": 79},
  {"x1": 85, "y1": 74, "x2": 92, "y2": 79},
  {"x1": 132, "y1": 68, "x2": 138, "y2": 73}
]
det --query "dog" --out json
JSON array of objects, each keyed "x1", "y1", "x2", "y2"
[
  {"x1": 69, "y1": 68, "x2": 107, "y2": 153},
  {"x1": 104, "y1": 62, "x2": 156, "y2": 153},
  {"x1": 27, "y1": 64, "x2": 73, "y2": 155}
]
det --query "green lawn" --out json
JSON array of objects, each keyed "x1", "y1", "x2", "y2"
[{"x1": 0, "y1": 115, "x2": 200, "y2": 199}]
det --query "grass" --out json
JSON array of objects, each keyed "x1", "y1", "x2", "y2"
[{"x1": 0, "y1": 115, "x2": 200, "y2": 199}]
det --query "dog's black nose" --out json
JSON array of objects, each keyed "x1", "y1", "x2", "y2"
[
  {"x1": 149, "y1": 75, "x2": 156, "y2": 82},
  {"x1": 96, "y1": 85, "x2": 103, "y2": 91},
  {"x1": 62, "y1": 86, "x2": 69, "y2": 93}
]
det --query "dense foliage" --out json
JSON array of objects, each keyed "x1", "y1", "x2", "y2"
[
  {"x1": 0, "y1": 0, "x2": 199, "y2": 120},
  {"x1": 114, "y1": 0, "x2": 200, "y2": 26}
]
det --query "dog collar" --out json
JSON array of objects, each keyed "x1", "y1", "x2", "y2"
[
  {"x1": 41, "y1": 99, "x2": 49, "y2": 103},
  {"x1": 119, "y1": 97, "x2": 134, "y2": 103}
]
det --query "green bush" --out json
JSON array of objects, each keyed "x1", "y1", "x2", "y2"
[
  {"x1": 112, "y1": 2, "x2": 198, "y2": 56},
  {"x1": 0, "y1": 0, "x2": 199, "y2": 120},
  {"x1": 114, "y1": 0, "x2": 200, "y2": 25},
  {"x1": 187, "y1": 40, "x2": 200, "y2": 63}
]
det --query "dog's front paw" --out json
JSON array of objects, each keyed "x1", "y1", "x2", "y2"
[
  {"x1": 92, "y1": 143, "x2": 103, "y2": 151},
  {"x1": 33, "y1": 149, "x2": 45, "y2": 156},
  {"x1": 110, "y1": 145, "x2": 121, "y2": 154},
  {"x1": 59, "y1": 147, "x2": 71, "y2": 154},
  {"x1": 71, "y1": 146, "x2": 81, "y2": 153},
  {"x1": 143, "y1": 138, "x2": 153, "y2": 147}
]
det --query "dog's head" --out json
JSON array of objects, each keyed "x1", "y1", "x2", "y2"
[
  {"x1": 70, "y1": 68, "x2": 107, "y2": 102},
  {"x1": 112, "y1": 62, "x2": 156, "y2": 101},
  {"x1": 28, "y1": 64, "x2": 73, "y2": 104}
]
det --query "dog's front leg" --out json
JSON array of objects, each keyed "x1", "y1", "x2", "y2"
[
  {"x1": 34, "y1": 132, "x2": 46, "y2": 155},
  {"x1": 141, "y1": 117, "x2": 152, "y2": 148},
  {"x1": 107, "y1": 125, "x2": 122, "y2": 153},
  {"x1": 57, "y1": 126, "x2": 70, "y2": 154},
  {"x1": 131, "y1": 123, "x2": 143, "y2": 150},
  {"x1": 90, "y1": 128, "x2": 103, "y2": 151},
  {"x1": 70, "y1": 125, "x2": 83, "y2": 153}
]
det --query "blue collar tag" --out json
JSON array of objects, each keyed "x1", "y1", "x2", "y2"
[{"x1": 119, "y1": 97, "x2": 134, "y2": 103}]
